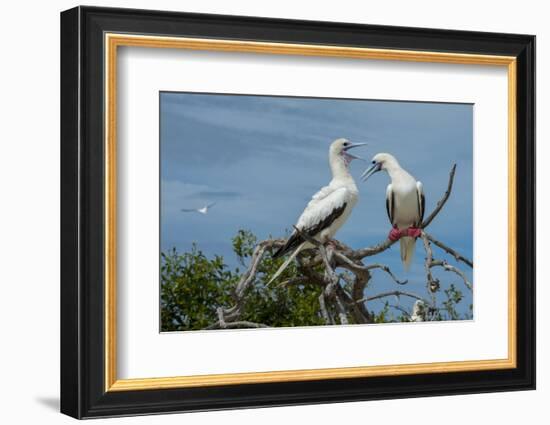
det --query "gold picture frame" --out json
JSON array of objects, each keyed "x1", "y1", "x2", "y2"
[
  {"x1": 104, "y1": 34, "x2": 517, "y2": 392},
  {"x1": 61, "y1": 6, "x2": 534, "y2": 419}
]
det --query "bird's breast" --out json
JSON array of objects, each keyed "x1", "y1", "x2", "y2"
[{"x1": 393, "y1": 188, "x2": 419, "y2": 228}]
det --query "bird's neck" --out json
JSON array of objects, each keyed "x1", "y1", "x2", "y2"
[
  {"x1": 385, "y1": 165, "x2": 401, "y2": 181},
  {"x1": 329, "y1": 155, "x2": 353, "y2": 181},
  {"x1": 386, "y1": 163, "x2": 413, "y2": 184}
]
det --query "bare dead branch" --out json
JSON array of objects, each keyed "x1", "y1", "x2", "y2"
[
  {"x1": 357, "y1": 290, "x2": 428, "y2": 304},
  {"x1": 431, "y1": 260, "x2": 473, "y2": 290},
  {"x1": 296, "y1": 260, "x2": 326, "y2": 287},
  {"x1": 291, "y1": 225, "x2": 339, "y2": 294},
  {"x1": 363, "y1": 263, "x2": 408, "y2": 285},
  {"x1": 333, "y1": 252, "x2": 407, "y2": 291},
  {"x1": 421, "y1": 232, "x2": 440, "y2": 304},
  {"x1": 426, "y1": 233, "x2": 473, "y2": 268},
  {"x1": 348, "y1": 270, "x2": 372, "y2": 324},
  {"x1": 205, "y1": 320, "x2": 269, "y2": 330},
  {"x1": 277, "y1": 276, "x2": 309, "y2": 288},
  {"x1": 334, "y1": 293, "x2": 349, "y2": 325},
  {"x1": 421, "y1": 164, "x2": 457, "y2": 229},
  {"x1": 235, "y1": 240, "x2": 272, "y2": 296},
  {"x1": 339, "y1": 272, "x2": 355, "y2": 287},
  {"x1": 319, "y1": 293, "x2": 333, "y2": 325},
  {"x1": 353, "y1": 238, "x2": 397, "y2": 260}
]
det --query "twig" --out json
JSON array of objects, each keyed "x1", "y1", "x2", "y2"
[
  {"x1": 292, "y1": 225, "x2": 339, "y2": 295},
  {"x1": 277, "y1": 276, "x2": 309, "y2": 288},
  {"x1": 235, "y1": 241, "x2": 269, "y2": 296},
  {"x1": 421, "y1": 164, "x2": 457, "y2": 229},
  {"x1": 362, "y1": 263, "x2": 408, "y2": 285},
  {"x1": 205, "y1": 320, "x2": 269, "y2": 330},
  {"x1": 421, "y1": 232, "x2": 440, "y2": 302},
  {"x1": 217, "y1": 307, "x2": 226, "y2": 328},
  {"x1": 431, "y1": 260, "x2": 473, "y2": 290},
  {"x1": 223, "y1": 240, "x2": 279, "y2": 321},
  {"x1": 333, "y1": 251, "x2": 406, "y2": 283},
  {"x1": 296, "y1": 259, "x2": 326, "y2": 287},
  {"x1": 353, "y1": 238, "x2": 397, "y2": 260},
  {"x1": 357, "y1": 290, "x2": 428, "y2": 304},
  {"x1": 426, "y1": 233, "x2": 473, "y2": 268},
  {"x1": 334, "y1": 293, "x2": 349, "y2": 325},
  {"x1": 350, "y1": 271, "x2": 373, "y2": 324},
  {"x1": 319, "y1": 293, "x2": 333, "y2": 325}
]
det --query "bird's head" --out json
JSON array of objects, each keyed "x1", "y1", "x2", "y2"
[
  {"x1": 329, "y1": 138, "x2": 367, "y2": 167},
  {"x1": 361, "y1": 152, "x2": 399, "y2": 181}
]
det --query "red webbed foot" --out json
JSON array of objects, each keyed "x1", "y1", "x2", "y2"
[
  {"x1": 388, "y1": 227, "x2": 404, "y2": 241},
  {"x1": 407, "y1": 227, "x2": 422, "y2": 238}
]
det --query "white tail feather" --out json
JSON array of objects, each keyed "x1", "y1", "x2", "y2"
[
  {"x1": 267, "y1": 242, "x2": 306, "y2": 285},
  {"x1": 400, "y1": 237, "x2": 416, "y2": 271}
]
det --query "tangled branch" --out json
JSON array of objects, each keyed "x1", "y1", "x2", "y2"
[{"x1": 205, "y1": 163, "x2": 473, "y2": 329}]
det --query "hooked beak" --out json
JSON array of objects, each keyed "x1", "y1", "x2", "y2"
[
  {"x1": 343, "y1": 142, "x2": 368, "y2": 161},
  {"x1": 361, "y1": 162, "x2": 381, "y2": 181}
]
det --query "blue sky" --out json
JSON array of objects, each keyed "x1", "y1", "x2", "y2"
[{"x1": 160, "y1": 92, "x2": 473, "y2": 319}]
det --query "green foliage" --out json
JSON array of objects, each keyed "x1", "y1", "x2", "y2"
[
  {"x1": 161, "y1": 230, "x2": 324, "y2": 331},
  {"x1": 373, "y1": 302, "x2": 391, "y2": 323},
  {"x1": 431, "y1": 283, "x2": 469, "y2": 321},
  {"x1": 232, "y1": 229, "x2": 256, "y2": 268},
  {"x1": 233, "y1": 230, "x2": 325, "y2": 327},
  {"x1": 160, "y1": 244, "x2": 236, "y2": 331},
  {"x1": 160, "y1": 229, "x2": 472, "y2": 331}
]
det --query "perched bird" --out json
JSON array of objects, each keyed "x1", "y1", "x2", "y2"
[
  {"x1": 361, "y1": 153, "x2": 425, "y2": 270},
  {"x1": 410, "y1": 300, "x2": 427, "y2": 322},
  {"x1": 181, "y1": 202, "x2": 216, "y2": 215},
  {"x1": 269, "y1": 138, "x2": 366, "y2": 284}
]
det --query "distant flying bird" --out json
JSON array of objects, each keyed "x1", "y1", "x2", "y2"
[
  {"x1": 181, "y1": 202, "x2": 216, "y2": 215},
  {"x1": 361, "y1": 153, "x2": 425, "y2": 271},
  {"x1": 269, "y1": 138, "x2": 367, "y2": 284}
]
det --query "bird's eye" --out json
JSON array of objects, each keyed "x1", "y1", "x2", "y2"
[{"x1": 372, "y1": 160, "x2": 376, "y2": 164}]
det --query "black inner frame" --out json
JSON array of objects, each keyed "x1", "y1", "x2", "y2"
[{"x1": 60, "y1": 6, "x2": 535, "y2": 419}]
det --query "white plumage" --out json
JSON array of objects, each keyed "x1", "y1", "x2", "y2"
[
  {"x1": 297, "y1": 187, "x2": 355, "y2": 243},
  {"x1": 269, "y1": 138, "x2": 366, "y2": 284},
  {"x1": 362, "y1": 153, "x2": 425, "y2": 271},
  {"x1": 410, "y1": 300, "x2": 427, "y2": 322}
]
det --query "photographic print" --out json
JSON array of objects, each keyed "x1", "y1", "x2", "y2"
[{"x1": 160, "y1": 92, "x2": 473, "y2": 332}]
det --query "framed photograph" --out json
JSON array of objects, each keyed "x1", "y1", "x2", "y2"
[{"x1": 60, "y1": 6, "x2": 535, "y2": 419}]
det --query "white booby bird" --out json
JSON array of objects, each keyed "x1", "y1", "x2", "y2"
[
  {"x1": 410, "y1": 300, "x2": 427, "y2": 322},
  {"x1": 181, "y1": 202, "x2": 216, "y2": 215},
  {"x1": 361, "y1": 153, "x2": 425, "y2": 271},
  {"x1": 269, "y1": 138, "x2": 366, "y2": 284}
]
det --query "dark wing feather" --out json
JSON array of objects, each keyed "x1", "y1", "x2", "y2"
[
  {"x1": 385, "y1": 185, "x2": 395, "y2": 226},
  {"x1": 419, "y1": 192, "x2": 425, "y2": 225},
  {"x1": 416, "y1": 182, "x2": 425, "y2": 226},
  {"x1": 271, "y1": 231, "x2": 302, "y2": 259},
  {"x1": 272, "y1": 202, "x2": 347, "y2": 258}
]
